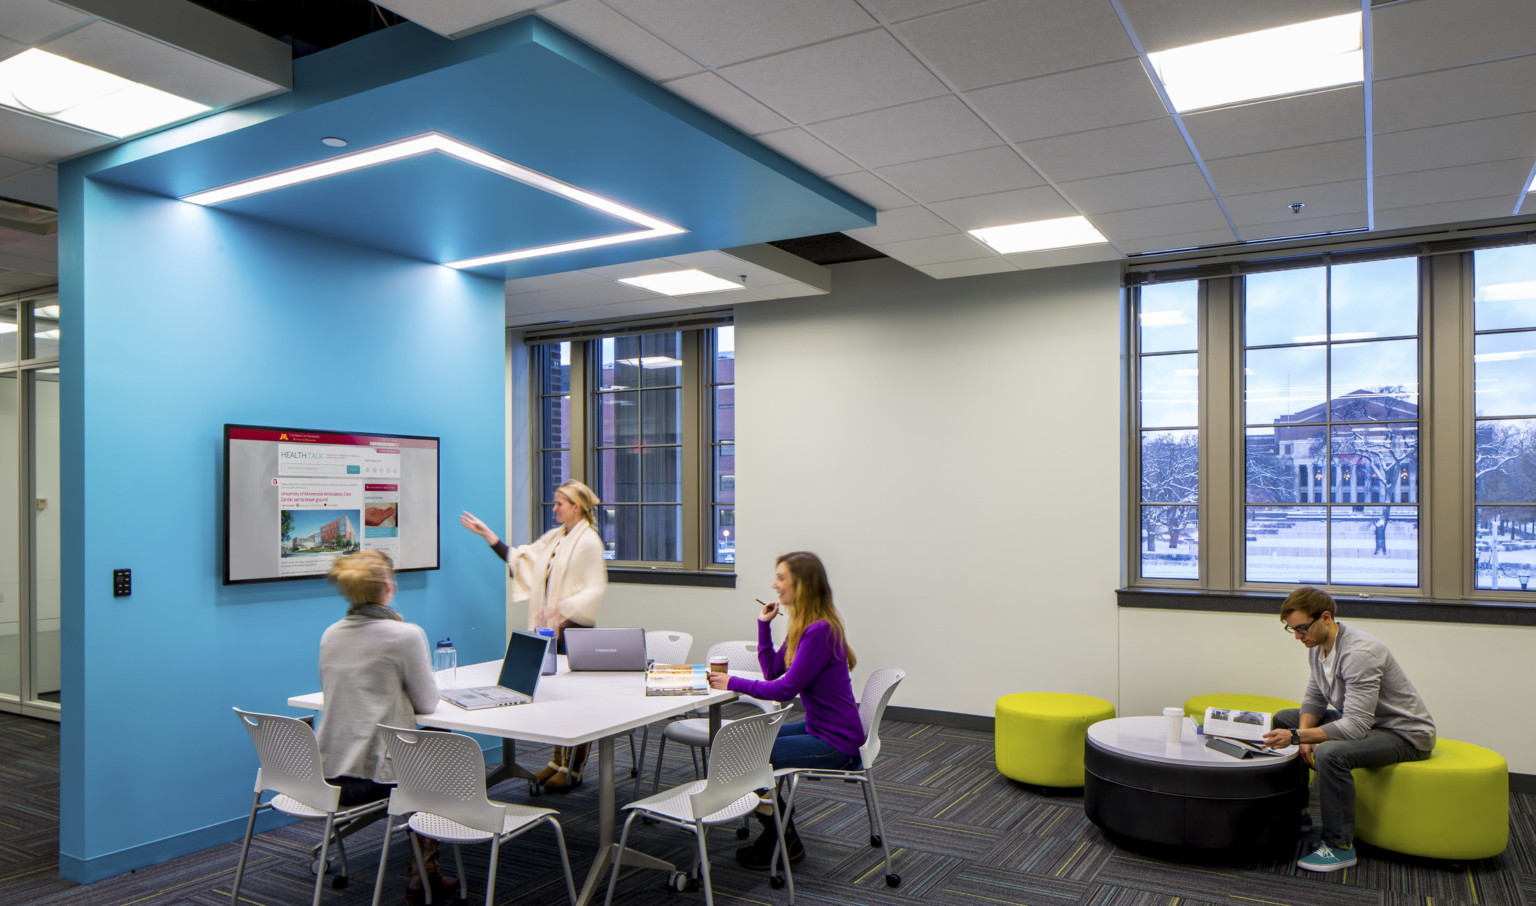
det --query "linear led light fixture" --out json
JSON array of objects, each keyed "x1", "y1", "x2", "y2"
[
  {"x1": 181, "y1": 132, "x2": 686, "y2": 268},
  {"x1": 618, "y1": 269, "x2": 743, "y2": 296},
  {"x1": 969, "y1": 216, "x2": 1107, "y2": 254},
  {"x1": 1148, "y1": 12, "x2": 1362, "y2": 112}
]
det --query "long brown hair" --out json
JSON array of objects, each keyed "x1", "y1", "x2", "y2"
[{"x1": 779, "y1": 551, "x2": 856, "y2": 670}]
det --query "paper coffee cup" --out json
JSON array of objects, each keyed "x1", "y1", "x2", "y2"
[
  {"x1": 1163, "y1": 706, "x2": 1184, "y2": 744},
  {"x1": 709, "y1": 656, "x2": 729, "y2": 673}
]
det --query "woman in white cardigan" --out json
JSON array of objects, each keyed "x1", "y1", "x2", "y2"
[{"x1": 460, "y1": 479, "x2": 608, "y2": 790}]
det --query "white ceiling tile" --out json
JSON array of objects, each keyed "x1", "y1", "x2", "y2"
[
  {"x1": 1117, "y1": 228, "x2": 1239, "y2": 254},
  {"x1": 605, "y1": 0, "x2": 876, "y2": 68},
  {"x1": 843, "y1": 204, "x2": 956, "y2": 244},
  {"x1": 371, "y1": 1, "x2": 541, "y2": 39},
  {"x1": 871, "y1": 231, "x2": 993, "y2": 265},
  {"x1": 0, "y1": 245, "x2": 55, "y2": 275},
  {"x1": 1058, "y1": 164, "x2": 1213, "y2": 215},
  {"x1": 662, "y1": 72, "x2": 791, "y2": 135},
  {"x1": 41, "y1": 21, "x2": 282, "y2": 108},
  {"x1": 1224, "y1": 180, "x2": 1365, "y2": 227},
  {"x1": 0, "y1": 0, "x2": 90, "y2": 45},
  {"x1": 722, "y1": 30, "x2": 948, "y2": 124},
  {"x1": 662, "y1": 250, "x2": 739, "y2": 270},
  {"x1": 895, "y1": 0, "x2": 1135, "y2": 91},
  {"x1": 1374, "y1": 55, "x2": 1536, "y2": 135},
  {"x1": 1118, "y1": 0, "x2": 1355, "y2": 54},
  {"x1": 1375, "y1": 196, "x2": 1521, "y2": 230},
  {"x1": 970, "y1": 59, "x2": 1167, "y2": 143},
  {"x1": 0, "y1": 270, "x2": 56, "y2": 293},
  {"x1": 0, "y1": 35, "x2": 24, "y2": 63},
  {"x1": 751, "y1": 127, "x2": 859, "y2": 176},
  {"x1": 1240, "y1": 212, "x2": 1368, "y2": 242},
  {"x1": 1182, "y1": 85, "x2": 1363, "y2": 159},
  {"x1": 875, "y1": 145, "x2": 1044, "y2": 204},
  {"x1": 1205, "y1": 139, "x2": 1364, "y2": 196},
  {"x1": 1374, "y1": 159, "x2": 1534, "y2": 211},
  {"x1": 0, "y1": 108, "x2": 108, "y2": 165},
  {"x1": 916, "y1": 257, "x2": 1018, "y2": 279},
  {"x1": 825, "y1": 171, "x2": 914, "y2": 210},
  {"x1": 1004, "y1": 243, "x2": 1122, "y2": 271},
  {"x1": 0, "y1": 165, "x2": 56, "y2": 208},
  {"x1": 0, "y1": 155, "x2": 32, "y2": 182},
  {"x1": 809, "y1": 95, "x2": 1000, "y2": 168},
  {"x1": 863, "y1": 0, "x2": 976, "y2": 23},
  {"x1": 926, "y1": 185, "x2": 1075, "y2": 230},
  {"x1": 538, "y1": 0, "x2": 704, "y2": 81},
  {"x1": 1015, "y1": 117, "x2": 1193, "y2": 182},
  {"x1": 1372, "y1": 0, "x2": 1536, "y2": 80},
  {"x1": 506, "y1": 270, "x2": 606, "y2": 296},
  {"x1": 1375, "y1": 114, "x2": 1536, "y2": 177},
  {"x1": 1094, "y1": 199, "x2": 1229, "y2": 240},
  {"x1": 1521, "y1": 195, "x2": 1536, "y2": 217}
]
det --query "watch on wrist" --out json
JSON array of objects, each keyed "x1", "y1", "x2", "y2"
[{"x1": 1290, "y1": 728, "x2": 1301, "y2": 746}]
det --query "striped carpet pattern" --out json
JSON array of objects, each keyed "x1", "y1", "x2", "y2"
[{"x1": 3, "y1": 708, "x2": 1534, "y2": 906}]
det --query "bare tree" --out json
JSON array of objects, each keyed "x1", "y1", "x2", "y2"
[{"x1": 1141, "y1": 431, "x2": 1198, "y2": 550}]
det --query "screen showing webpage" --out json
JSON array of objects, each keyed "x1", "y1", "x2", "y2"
[{"x1": 225, "y1": 425, "x2": 439, "y2": 583}]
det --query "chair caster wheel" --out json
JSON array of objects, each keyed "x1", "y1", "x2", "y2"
[
  {"x1": 869, "y1": 834, "x2": 882, "y2": 847},
  {"x1": 630, "y1": 768, "x2": 638, "y2": 777},
  {"x1": 769, "y1": 874, "x2": 785, "y2": 889},
  {"x1": 736, "y1": 826, "x2": 751, "y2": 840},
  {"x1": 331, "y1": 876, "x2": 348, "y2": 890},
  {"x1": 310, "y1": 857, "x2": 327, "y2": 875},
  {"x1": 886, "y1": 873, "x2": 901, "y2": 887},
  {"x1": 528, "y1": 783, "x2": 542, "y2": 797}
]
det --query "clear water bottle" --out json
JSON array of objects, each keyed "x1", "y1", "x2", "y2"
[
  {"x1": 535, "y1": 626, "x2": 557, "y2": 675},
  {"x1": 433, "y1": 637, "x2": 457, "y2": 688}
]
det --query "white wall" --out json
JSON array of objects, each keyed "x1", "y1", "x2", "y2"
[{"x1": 568, "y1": 256, "x2": 1536, "y2": 775}]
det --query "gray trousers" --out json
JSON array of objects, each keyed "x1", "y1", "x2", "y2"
[{"x1": 1273, "y1": 708, "x2": 1429, "y2": 848}]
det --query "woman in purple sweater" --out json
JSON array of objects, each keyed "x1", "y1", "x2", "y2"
[{"x1": 706, "y1": 551, "x2": 865, "y2": 869}]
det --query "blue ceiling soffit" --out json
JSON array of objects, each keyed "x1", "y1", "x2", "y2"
[{"x1": 85, "y1": 18, "x2": 875, "y2": 280}]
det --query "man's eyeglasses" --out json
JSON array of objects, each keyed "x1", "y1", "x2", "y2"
[{"x1": 1283, "y1": 617, "x2": 1319, "y2": 636}]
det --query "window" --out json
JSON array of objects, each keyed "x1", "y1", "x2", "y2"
[
  {"x1": 1128, "y1": 239, "x2": 1536, "y2": 606},
  {"x1": 532, "y1": 323, "x2": 733, "y2": 571}
]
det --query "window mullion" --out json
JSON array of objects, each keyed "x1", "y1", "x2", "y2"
[
  {"x1": 680, "y1": 332, "x2": 701, "y2": 570},
  {"x1": 1424, "y1": 252, "x2": 1465, "y2": 599},
  {"x1": 1203, "y1": 276, "x2": 1236, "y2": 589}
]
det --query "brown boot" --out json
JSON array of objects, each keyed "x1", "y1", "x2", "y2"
[
  {"x1": 544, "y1": 743, "x2": 588, "y2": 793},
  {"x1": 404, "y1": 837, "x2": 458, "y2": 904},
  {"x1": 532, "y1": 746, "x2": 566, "y2": 786}
]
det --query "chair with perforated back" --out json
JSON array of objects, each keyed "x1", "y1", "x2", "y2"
[
  {"x1": 650, "y1": 639, "x2": 779, "y2": 796},
  {"x1": 231, "y1": 708, "x2": 389, "y2": 906},
  {"x1": 606, "y1": 709, "x2": 793, "y2": 906},
  {"x1": 372, "y1": 725, "x2": 577, "y2": 906},
  {"x1": 770, "y1": 667, "x2": 906, "y2": 890},
  {"x1": 627, "y1": 630, "x2": 694, "y2": 784}
]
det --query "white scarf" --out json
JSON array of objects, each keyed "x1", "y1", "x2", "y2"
[{"x1": 509, "y1": 519, "x2": 596, "y2": 631}]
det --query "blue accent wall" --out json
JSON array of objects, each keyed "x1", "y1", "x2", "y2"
[{"x1": 56, "y1": 173, "x2": 508, "y2": 881}]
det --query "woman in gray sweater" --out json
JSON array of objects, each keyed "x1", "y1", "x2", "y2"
[{"x1": 317, "y1": 550, "x2": 446, "y2": 903}]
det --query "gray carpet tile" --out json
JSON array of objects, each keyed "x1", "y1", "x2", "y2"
[{"x1": 4, "y1": 711, "x2": 1536, "y2": 906}]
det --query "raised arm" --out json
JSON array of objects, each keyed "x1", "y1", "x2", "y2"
[{"x1": 460, "y1": 511, "x2": 510, "y2": 561}]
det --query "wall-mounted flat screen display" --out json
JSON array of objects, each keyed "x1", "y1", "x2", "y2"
[{"x1": 224, "y1": 424, "x2": 440, "y2": 584}]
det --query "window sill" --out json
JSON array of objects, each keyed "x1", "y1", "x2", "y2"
[
  {"x1": 1118, "y1": 587, "x2": 1536, "y2": 626},
  {"x1": 608, "y1": 568, "x2": 736, "y2": 589}
]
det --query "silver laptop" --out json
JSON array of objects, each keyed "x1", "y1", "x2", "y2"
[
  {"x1": 564, "y1": 627, "x2": 648, "y2": 671},
  {"x1": 440, "y1": 630, "x2": 547, "y2": 709}
]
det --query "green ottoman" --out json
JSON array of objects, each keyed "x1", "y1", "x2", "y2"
[
  {"x1": 1184, "y1": 694, "x2": 1300, "y2": 727},
  {"x1": 1355, "y1": 739, "x2": 1508, "y2": 860},
  {"x1": 995, "y1": 692, "x2": 1116, "y2": 787}
]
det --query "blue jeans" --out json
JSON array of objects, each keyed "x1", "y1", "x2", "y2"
[
  {"x1": 770, "y1": 721, "x2": 861, "y2": 771},
  {"x1": 1273, "y1": 708, "x2": 1429, "y2": 848}
]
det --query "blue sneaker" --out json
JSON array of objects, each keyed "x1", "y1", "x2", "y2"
[{"x1": 1297, "y1": 842, "x2": 1356, "y2": 872}]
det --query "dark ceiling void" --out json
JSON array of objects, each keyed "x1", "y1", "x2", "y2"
[
  {"x1": 186, "y1": 0, "x2": 404, "y2": 57},
  {"x1": 770, "y1": 232, "x2": 885, "y2": 266}
]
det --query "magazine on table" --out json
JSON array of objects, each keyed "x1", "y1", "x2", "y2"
[
  {"x1": 645, "y1": 663, "x2": 710, "y2": 696},
  {"x1": 1202, "y1": 707, "x2": 1273, "y2": 742}
]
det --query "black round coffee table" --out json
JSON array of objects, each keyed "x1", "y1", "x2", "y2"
[{"x1": 1084, "y1": 716, "x2": 1307, "y2": 859}]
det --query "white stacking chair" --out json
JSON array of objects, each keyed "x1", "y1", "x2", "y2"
[
  {"x1": 373, "y1": 725, "x2": 577, "y2": 906},
  {"x1": 606, "y1": 709, "x2": 793, "y2": 906},
  {"x1": 650, "y1": 639, "x2": 778, "y2": 796},
  {"x1": 628, "y1": 630, "x2": 694, "y2": 783},
  {"x1": 770, "y1": 667, "x2": 906, "y2": 890},
  {"x1": 231, "y1": 708, "x2": 389, "y2": 906}
]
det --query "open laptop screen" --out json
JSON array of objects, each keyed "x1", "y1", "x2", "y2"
[{"x1": 498, "y1": 630, "x2": 550, "y2": 694}]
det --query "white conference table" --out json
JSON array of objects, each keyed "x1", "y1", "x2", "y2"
[{"x1": 289, "y1": 656, "x2": 736, "y2": 906}]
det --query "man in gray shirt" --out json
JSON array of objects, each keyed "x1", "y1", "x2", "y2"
[{"x1": 1262, "y1": 586, "x2": 1436, "y2": 872}]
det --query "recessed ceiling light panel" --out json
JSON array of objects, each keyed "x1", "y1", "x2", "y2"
[
  {"x1": 0, "y1": 49, "x2": 208, "y2": 137},
  {"x1": 619, "y1": 269, "x2": 743, "y2": 296},
  {"x1": 181, "y1": 132, "x2": 686, "y2": 269},
  {"x1": 1148, "y1": 12, "x2": 1363, "y2": 113},
  {"x1": 969, "y1": 216, "x2": 1108, "y2": 254}
]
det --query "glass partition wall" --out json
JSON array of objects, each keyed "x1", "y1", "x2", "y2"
[{"x1": 0, "y1": 288, "x2": 61, "y2": 720}]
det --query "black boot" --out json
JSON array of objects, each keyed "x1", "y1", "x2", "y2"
[{"x1": 735, "y1": 809, "x2": 805, "y2": 870}]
